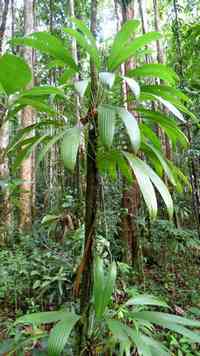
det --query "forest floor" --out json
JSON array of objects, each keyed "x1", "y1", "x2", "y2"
[{"x1": 0, "y1": 229, "x2": 200, "y2": 355}]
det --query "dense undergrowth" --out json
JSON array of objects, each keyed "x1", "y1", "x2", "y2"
[{"x1": 0, "y1": 220, "x2": 200, "y2": 355}]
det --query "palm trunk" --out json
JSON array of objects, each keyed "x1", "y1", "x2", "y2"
[
  {"x1": 78, "y1": 0, "x2": 98, "y2": 352},
  {"x1": 19, "y1": 0, "x2": 35, "y2": 230}
]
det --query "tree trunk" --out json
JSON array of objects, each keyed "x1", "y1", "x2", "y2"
[
  {"x1": 0, "y1": 0, "x2": 11, "y2": 240},
  {"x1": 119, "y1": 0, "x2": 141, "y2": 265},
  {"x1": 0, "y1": 0, "x2": 9, "y2": 53},
  {"x1": 19, "y1": 0, "x2": 35, "y2": 230},
  {"x1": 153, "y1": 0, "x2": 172, "y2": 161},
  {"x1": 69, "y1": 0, "x2": 82, "y2": 199},
  {"x1": 78, "y1": 0, "x2": 98, "y2": 353}
]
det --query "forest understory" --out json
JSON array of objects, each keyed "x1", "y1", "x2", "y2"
[{"x1": 0, "y1": 0, "x2": 200, "y2": 355}]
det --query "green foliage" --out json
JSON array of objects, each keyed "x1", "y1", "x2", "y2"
[
  {"x1": 98, "y1": 104, "x2": 116, "y2": 148},
  {"x1": 12, "y1": 32, "x2": 77, "y2": 71},
  {"x1": 0, "y1": 54, "x2": 32, "y2": 94},
  {"x1": 7, "y1": 18, "x2": 191, "y2": 220},
  {"x1": 6, "y1": 257, "x2": 200, "y2": 356},
  {"x1": 0, "y1": 237, "x2": 73, "y2": 311},
  {"x1": 61, "y1": 127, "x2": 82, "y2": 171},
  {"x1": 129, "y1": 63, "x2": 178, "y2": 85}
]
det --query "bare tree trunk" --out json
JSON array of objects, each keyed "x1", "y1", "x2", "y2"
[
  {"x1": 153, "y1": 0, "x2": 172, "y2": 162},
  {"x1": 69, "y1": 0, "x2": 82, "y2": 199},
  {"x1": 118, "y1": 0, "x2": 141, "y2": 265},
  {"x1": 153, "y1": 0, "x2": 164, "y2": 64},
  {"x1": 19, "y1": 0, "x2": 35, "y2": 230},
  {"x1": 48, "y1": 0, "x2": 57, "y2": 209},
  {"x1": 0, "y1": 0, "x2": 11, "y2": 240},
  {"x1": 0, "y1": 0, "x2": 9, "y2": 53}
]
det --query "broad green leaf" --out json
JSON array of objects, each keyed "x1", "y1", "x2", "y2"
[
  {"x1": 101, "y1": 261, "x2": 117, "y2": 316},
  {"x1": 99, "y1": 72, "x2": 115, "y2": 89},
  {"x1": 97, "y1": 149, "x2": 118, "y2": 181},
  {"x1": 143, "y1": 142, "x2": 176, "y2": 186},
  {"x1": 48, "y1": 313, "x2": 79, "y2": 356},
  {"x1": 141, "y1": 85, "x2": 190, "y2": 103},
  {"x1": 137, "y1": 108, "x2": 188, "y2": 147},
  {"x1": 74, "y1": 79, "x2": 89, "y2": 98},
  {"x1": 167, "y1": 161, "x2": 191, "y2": 193},
  {"x1": 163, "y1": 125, "x2": 188, "y2": 147},
  {"x1": 129, "y1": 64, "x2": 178, "y2": 85},
  {"x1": 125, "y1": 294, "x2": 169, "y2": 308},
  {"x1": 0, "y1": 53, "x2": 32, "y2": 94},
  {"x1": 37, "y1": 130, "x2": 67, "y2": 166},
  {"x1": 12, "y1": 32, "x2": 77, "y2": 71},
  {"x1": 107, "y1": 319, "x2": 130, "y2": 343},
  {"x1": 98, "y1": 105, "x2": 116, "y2": 148},
  {"x1": 94, "y1": 257, "x2": 105, "y2": 319},
  {"x1": 118, "y1": 108, "x2": 140, "y2": 153},
  {"x1": 47, "y1": 59, "x2": 66, "y2": 69},
  {"x1": 94, "y1": 258, "x2": 117, "y2": 319},
  {"x1": 61, "y1": 127, "x2": 82, "y2": 171},
  {"x1": 41, "y1": 214, "x2": 61, "y2": 225},
  {"x1": 13, "y1": 97, "x2": 57, "y2": 115},
  {"x1": 108, "y1": 20, "x2": 140, "y2": 70},
  {"x1": 70, "y1": 17, "x2": 96, "y2": 45},
  {"x1": 141, "y1": 159, "x2": 174, "y2": 219},
  {"x1": 132, "y1": 311, "x2": 200, "y2": 343},
  {"x1": 124, "y1": 153, "x2": 157, "y2": 219},
  {"x1": 109, "y1": 32, "x2": 161, "y2": 71},
  {"x1": 21, "y1": 86, "x2": 65, "y2": 98},
  {"x1": 15, "y1": 310, "x2": 68, "y2": 326},
  {"x1": 97, "y1": 149, "x2": 133, "y2": 183},
  {"x1": 155, "y1": 95, "x2": 186, "y2": 123},
  {"x1": 141, "y1": 335, "x2": 170, "y2": 356},
  {"x1": 141, "y1": 85, "x2": 196, "y2": 122},
  {"x1": 59, "y1": 68, "x2": 77, "y2": 84},
  {"x1": 7, "y1": 120, "x2": 64, "y2": 155},
  {"x1": 63, "y1": 28, "x2": 100, "y2": 68},
  {"x1": 13, "y1": 135, "x2": 48, "y2": 171},
  {"x1": 108, "y1": 320, "x2": 153, "y2": 356},
  {"x1": 140, "y1": 123, "x2": 162, "y2": 150},
  {"x1": 123, "y1": 77, "x2": 140, "y2": 98}
]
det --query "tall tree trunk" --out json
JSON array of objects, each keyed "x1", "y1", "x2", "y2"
[
  {"x1": 69, "y1": 0, "x2": 82, "y2": 199},
  {"x1": 78, "y1": 0, "x2": 98, "y2": 353},
  {"x1": 153, "y1": 0, "x2": 172, "y2": 161},
  {"x1": 119, "y1": 0, "x2": 140, "y2": 265},
  {"x1": 0, "y1": 0, "x2": 11, "y2": 241},
  {"x1": 0, "y1": 0, "x2": 9, "y2": 53},
  {"x1": 137, "y1": 0, "x2": 149, "y2": 63},
  {"x1": 19, "y1": 0, "x2": 35, "y2": 230}
]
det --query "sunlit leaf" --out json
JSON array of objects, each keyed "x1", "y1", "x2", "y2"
[
  {"x1": 0, "y1": 53, "x2": 32, "y2": 94},
  {"x1": 99, "y1": 72, "x2": 115, "y2": 89},
  {"x1": 118, "y1": 108, "x2": 140, "y2": 153},
  {"x1": 98, "y1": 105, "x2": 116, "y2": 148},
  {"x1": 61, "y1": 127, "x2": 82, "y2": 171},
  {"x1": 124, "y1": 153, "x2": 157, "y2": 219},
  {"x1": 125, "y1": 294, "x2": 169, "y2": 308},
  {"x1": 74, "y1": 79, "x2": 89, "y2": 98},
  {"x1": 129, "y1": 64, "x2": 178, "y2": 85},
  {"x1": 123, "y1": 76, "x2": 140, "y2": 98},
  {"x1": 12, "y1": 32, "x2": 77, "y2": 71}
]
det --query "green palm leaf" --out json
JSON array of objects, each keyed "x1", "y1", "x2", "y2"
[
  {"x1": 118, "y1": 108, "x2": 140, "y2": 153},
  {"x1": 98, "y1": 105, "x2": 116, "y2": 148},
  {"x1": 61, "y1": 127, "x2": 82, "y2": 171},
  {"x1": 48, "y1": 313, "x2": 79, "y2": 356}
]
